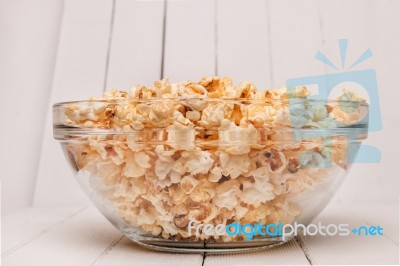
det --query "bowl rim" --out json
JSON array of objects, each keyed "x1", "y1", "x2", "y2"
[
  {"x1": 52, "y1": 98, "x2": 369, "y2": 107},
  {"x1": 53, "y1": 98, "x2": 369, "y2": 140}
]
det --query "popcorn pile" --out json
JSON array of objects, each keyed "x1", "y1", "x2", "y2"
[{"x1": 65, "y1": 77, "x2": 363, "y2": 242}]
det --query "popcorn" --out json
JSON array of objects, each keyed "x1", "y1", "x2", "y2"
[
  {"x1": 166, "y1": 123, "x2": 195, "y2": 150},
  {"x1": 258, "y1": 149, "x2": 287, "y2": 174},
  {"x1": 236, "y1": 81, "x2": 257, "y2": 98},
  {"x1": 199, "y1": 77, "x2": 231, "y2": 98},
  {"x1": 180, "y1": 175, "x2": 199, "y2": 194},
  {"x1": 170, "y1": 157, "x2": 186, "y2": 183},
  {"x1": 149, "y1": 102, "x2": 174, "y2": 124},
  {"x1": 299, "y1": 150, "x2": 326, "y2": 168},
  {"x1": 213, "y1": 179, "x2": 240, "y2": 209},
  {"x1": 136, "y1": 209, "x2": 156, "y2": 226},
  {"x1": 200, "y1": 102, "x2": 233, "y2": 128},
  {"x1": 184, "y1": 148, "x2": 214, "y2": 175},
  {"x1": 208, "y1": 166, "x2": 223, "y2": 182},
  {"x1": 312, "y1": 105, "x2": 328, "y2": 121},
  {"x1": 134, "y1": 151, "x2": 151, "y2": 169},
  {"x1": 123, "y1": 156, "x2": 146, "y2": 178},
  {"x1": 174, "y1": 215, "x2": 190, "y2": 228},
  {"x1": 96, "y1": 160, "x2": 122, "y2": 186},
  {"x1": 246, "y1": 104, "x2": 275, "y2": 123},
  {"x1": 63, "y1": 77, "x2": 363, "y2": 243},
  {"x1": 113, "y1": 176, "x2": 131, "y2": 198},
  {"x1": 190, "y1": 179, "x2": 216, "y2": 203},
  {"x1": 218, "y1": 122, "x2": 260, "y2": 155},
  {"x1": 188, "y1": 205, "x2": 218, "y2": 223},
  {"x1": 185, "y1": 110, "x2": 201, "y2": 122},
  {"x1": 219, "y1": 153, "x2": 253, "y2": 179},
  {"x1": 68, "y1": 143, "x2": 99, "y2": 169},
  {"x1": 240, "y1": 187, "x2": 274, "y2": 206},
  {"x1": 142, "y1": 224, "x2": 162, "y2": 236},
  {"x1": 234, "y1": 205, "x2": 248, "y2": 219},
  {"x1": 158, "y1": 221, "x2": 179, "y2": 235},
  {"x1": 154, "y1": 156, "x2": 174, "y2": 180}
]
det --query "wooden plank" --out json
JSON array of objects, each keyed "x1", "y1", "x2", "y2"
[
  {"x1": 267, "y1": 0, "x2": 323, "y2": 87},
  {"x1": 316, "y1": 0, "x2": 376, "y2": 71},
  {"x1": 0, "y1": 0, "x2": 63, "y2": 214},
  {"x1": 347, "y1": 203, "x2": 399, "y2": 246},
  {"x1": 217, "y1": 0, "x2": 272, "y2": 89},
  {"x1": 204, "y1": 239, "x2": 310, "y2": 265},
  {"x1": 163, "y1": 0, "x2": 215, "y2": 82},
  {"x1": 2, "y1": 207, "x2": 84, "y2": 256},
  {"x1": 33, "y1": 0, "x2": 114, "y2": 207},
  {"x1": 299, "y1": 202, "x2": 399, "y2": 265},
  {"x1": 92, "y1": 237, "x2": 203, "y2": 266},
  {"x1": 105, "y1": 0, "x2": 165, "y2": 89},
  {"x1": 364, "y1": 0, "x2": 400, "y2": 203},
  {"x1": 316, "y1": 0, "x2": 399, "y2": 204},
  {"x1": 2, "y1": 208, "x2": 122, "y2": 265}
]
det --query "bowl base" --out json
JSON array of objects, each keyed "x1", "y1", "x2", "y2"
[{"x1": 123, "y1": 232, "x2": 294, "y2": 254}]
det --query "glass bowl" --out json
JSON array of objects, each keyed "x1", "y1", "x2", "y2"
[{"x1": 53, "y1": 97, "x2": 368, "y2": 253}]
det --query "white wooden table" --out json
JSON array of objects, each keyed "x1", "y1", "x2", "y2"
[
  {"x1": 2, "y1": 203, "x2": 398, "y2": 265},
  {"x1": 2, "y1": 0, "x2": 400, "y2": 264}
]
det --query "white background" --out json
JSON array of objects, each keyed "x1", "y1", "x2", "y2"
[{"x1": 1, "y1": 0, "x2": 400, "y2": 215}]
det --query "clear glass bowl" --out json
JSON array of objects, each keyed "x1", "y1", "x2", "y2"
[{"x1": 53, "y1": 98, "x2": 368, "y2": 253}]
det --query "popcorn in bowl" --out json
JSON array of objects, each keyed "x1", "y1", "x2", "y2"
[{"x1": 53, "y1": 77, "x2": 368, "y2": 253}]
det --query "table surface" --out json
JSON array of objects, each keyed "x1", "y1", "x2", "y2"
[{"x1": 2, "y1": 202, "x2": 398, "y2": 265}]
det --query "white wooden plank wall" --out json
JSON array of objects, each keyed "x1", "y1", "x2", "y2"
[
  {"x1": 30, "y1": 0, "x2": 400, "y2": 208},
  {"x1": 217, "y1": 0, "x2": 272, "y2": 89},
  {"x1": 164, "y1": 0, "x2": 216, "y2": 81},
  {"x1": 33, "y1": 0, "x2": 114, "y2": 207},
  {"x1": 316, "y1": 0, "x2": 400, "y2": 204},
  {"x1": 372, "y1": 0, "x2": 400, "y2": 204},
  {"x1": 106, "y1": 0, "x2": 165, "y2": 88},
  {"x1": 267, "y1": 0, "x2": 323, "y2": 86},
  {"x1": 0, "y1": 0, "x2": 63, "y2": 214}
]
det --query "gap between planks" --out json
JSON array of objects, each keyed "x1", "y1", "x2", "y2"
[
  {"x1": 103, "y1": 0, "x2": 116, "y2": 92},
  {"x1": 295, "y1": 236, "x2": 313, "y2": 265},
  {"x1": 160, "y1": 0, "x2": 167, "y2": 79},
  {"x1": 90, "y1": 235, "x2": 125, "y2": 265}
]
